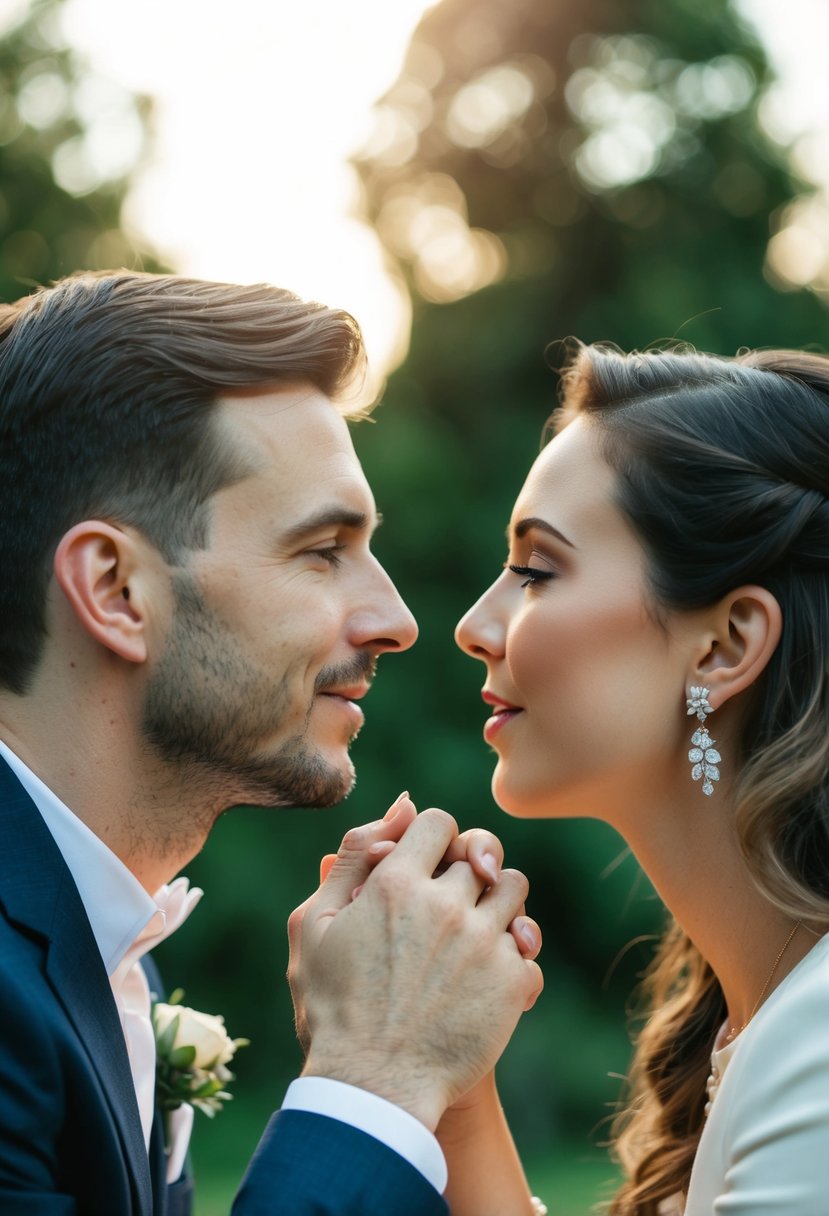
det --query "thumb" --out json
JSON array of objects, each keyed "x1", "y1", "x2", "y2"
[{"x1": 312, "y1": 794, "x2": 417, "y2": 917}]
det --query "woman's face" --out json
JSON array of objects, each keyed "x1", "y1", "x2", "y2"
[{"x1": 455, "y1": 415, "x2": 695, "y2": 823}]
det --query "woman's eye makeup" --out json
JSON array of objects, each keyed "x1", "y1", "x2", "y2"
[{"x1": 507, "y1": 562, "x2": 557, "y2": 588}]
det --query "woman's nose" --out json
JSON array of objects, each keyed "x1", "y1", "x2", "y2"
[{"x1": 455, "y1": 580, "x2": 506, "y2": 661}]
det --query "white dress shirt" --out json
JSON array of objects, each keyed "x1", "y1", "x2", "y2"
[{"x1": 0, "y1": 740, "x2": 447, "y2": 1194}]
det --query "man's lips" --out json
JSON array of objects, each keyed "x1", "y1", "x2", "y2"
[
  {"x1": 319, "y1": 685, "x2": 371, "y2": 702},
  {"x1": 481, "y1": 689, "x2": 523, "y2": 741},
  {"x1": 316, "y1": 684, "x2": 370, "y2": 730}
]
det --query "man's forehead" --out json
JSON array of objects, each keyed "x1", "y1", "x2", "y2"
[
  {"x1": 213, "y1": 385, "x2": 363, "y2": 482},
  {"x1": 215, "y1": 383, "x2": 348, "y2": 440},
  {"x1": 209, "y1": 385, "x2": 376, "y2": 530}
]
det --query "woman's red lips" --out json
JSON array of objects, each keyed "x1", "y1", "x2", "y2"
[
  {"x1": 482, "y1": 690, "x2": 522, "y2": 711},
  {"x1": 481, "y1": 690, "x2": 523, "y2": 741}
]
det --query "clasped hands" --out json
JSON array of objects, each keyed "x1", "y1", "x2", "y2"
[{"x1": 287, "y1": 794, "x2": 543, "y2": 1132}]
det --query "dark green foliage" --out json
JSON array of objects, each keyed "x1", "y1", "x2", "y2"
[{"x1": 0, "y1": 0, "x2": 161, "y2": 302}]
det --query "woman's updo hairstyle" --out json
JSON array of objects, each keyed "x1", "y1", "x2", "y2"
[{"x1": 556, "y1": 345, "x2": 829, "y2": 1214}]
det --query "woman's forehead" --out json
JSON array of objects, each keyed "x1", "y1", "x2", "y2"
[{"x1": 512, "y1": 417, "x2": 616, "y2": 532}]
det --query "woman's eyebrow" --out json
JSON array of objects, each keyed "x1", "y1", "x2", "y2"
[{"x1": 509, "y1": 516, "x2": 576, "y2": 549}]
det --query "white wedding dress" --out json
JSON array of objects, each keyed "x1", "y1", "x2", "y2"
[{"x1": 675, "y1": 930, "x2": 829, "y2": 1214}]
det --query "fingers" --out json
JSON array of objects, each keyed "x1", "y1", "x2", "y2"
[
  {"x1": 480, "y1": 874, "x2": 542, "y2": 1014},
  {"x1": 441, "y1": 828, "x2": 504, "y2": 887},
  {"x1": 311, "y1": 793, "x2": 418, "y2": 915},
  {"x1": 521, "y1": 957, "x2": 545, "y2": 1012},
  {"x1": 509, "y1": 915, "x2": 542, "y2": 960},
  {"x1": 375, "y1": 805, "x2": 460, "y2": 876},
  {"x1": 321, "y1": 836, "x2": 395, "y2": 888},
  {"x1": 328, "y1": 817, "x2": 507, "y2": 893},
  {"x1": 437, "y1": 858, "x2": 489, "y2": 902},
  {"x1": 477, "y1": 867, "x2": 530, "y2": 928}
]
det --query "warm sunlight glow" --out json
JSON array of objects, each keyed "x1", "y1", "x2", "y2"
[
  {"x1": 737, "y1": 0, "x2": 829, "y2": 296},
  {"x1": 58, "y1": 0, "x2": 440, "y2": 393},
  {"x1": 3, "y1": 0, "x2": 822, "y2": 382}
]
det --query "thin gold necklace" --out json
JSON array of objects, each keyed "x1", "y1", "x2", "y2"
[{"x1": 724, "y1": 920, "x2": 802, "y2": 1044}]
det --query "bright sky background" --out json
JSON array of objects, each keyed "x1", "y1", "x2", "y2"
[
  {"x1": 5, "y1": 0, "x2": 828, "y2": 380},
  {"x1": 57, "y1": 0, "x2": 441, "y2": 388}
]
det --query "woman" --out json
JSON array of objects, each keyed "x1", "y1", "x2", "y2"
[{"x1": 444, "y1": 343, "x2": 829, "y2": 1214}]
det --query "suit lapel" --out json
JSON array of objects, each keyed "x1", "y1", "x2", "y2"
[
  {"x1": 0, "y1": 758, "x2": 154, "y2": 1216},
  {"x1": 149, "y1": 1110, "x2": 168, "y2": 1216}
]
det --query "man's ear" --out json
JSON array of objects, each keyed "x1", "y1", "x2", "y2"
[
  {"x1": 690, "y1": 585, "x2": 782, "y2": 711},
  {"x1": 53, "y1": 522, "x2": 150, "y2": 664}
]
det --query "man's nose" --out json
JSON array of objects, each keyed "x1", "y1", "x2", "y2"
[{"x1": 353, "y1": 563, "x2": 418, "y2": 654}]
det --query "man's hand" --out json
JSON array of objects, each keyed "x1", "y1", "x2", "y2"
[{"x1": 287, "y1": 799, "x2": 543, "y2": 1131}]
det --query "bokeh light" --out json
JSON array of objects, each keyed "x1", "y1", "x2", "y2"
[{"x1": 1, "y1": 0, "x2": 828, "y2": 371}]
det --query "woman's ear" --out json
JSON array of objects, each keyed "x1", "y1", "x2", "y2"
[
  {"x1": 53, "y1": 521, "x2": 149, "y2": 664},
  {"x1": 689, "y1": 585, "x2": 782, "y2": 710}
]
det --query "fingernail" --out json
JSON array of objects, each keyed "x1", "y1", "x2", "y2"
[
  {"x1": 351, "y1": 884, "x2": 364, "y2": 901},
  {"x1": 480, "y1": 851, "x2": 500, "y2": 885},
  {"x1": 383, "y1": 790, "x2": 410, "y2": 820},
  {"x1": 520, "y1": 924, "x2": 538, "y2": 953}
]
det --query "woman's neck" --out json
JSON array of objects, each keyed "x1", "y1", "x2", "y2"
[{"x1": 620, "y1": 789, "x2": 815, "y2": 1035}]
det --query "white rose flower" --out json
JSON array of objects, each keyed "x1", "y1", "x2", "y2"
[
  {"x1": 153, "y1": 992, "x2": 249, "y2": 1129},
  {"x1": 154, "y1": 1002, "x2": 236, "y2": 1069}
]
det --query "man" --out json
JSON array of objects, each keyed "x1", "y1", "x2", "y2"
[{"x1": 0, "y1": 271, "x2": 542, "y2": 1215}]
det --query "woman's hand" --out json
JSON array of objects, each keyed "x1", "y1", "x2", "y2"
[
  {"x1": 291, "y1": 803, "x2": 542, "y2": 1130},
  {"x1": 437, "y1": 1069, "x2": 540, "y2": 1216},
  {"x1": 320, "y1": 814, "x2": 542, "y2": 974},
  {"x1": 309, "y1": 800, "x2": 543, "y2": 1213},
  {"x1": 319, "y1": 812, "x2": 506, "y2": 885}
]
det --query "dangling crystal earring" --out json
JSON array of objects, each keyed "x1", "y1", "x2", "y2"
[{"x1": 686, "y1": 685, "x2": 721, "y2": 796}]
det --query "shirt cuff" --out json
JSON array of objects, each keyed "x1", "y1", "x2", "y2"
[{"x1": 281, "y1": 1077, "x2": 447, "y2": 1194}]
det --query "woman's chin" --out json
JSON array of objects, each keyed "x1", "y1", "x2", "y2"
[
  {"x1": 491, "y1": 768, "x2": 591, "y2": 820},
  {"x1": 491, "y1": 772, "x2": 549, "y2": 818}
]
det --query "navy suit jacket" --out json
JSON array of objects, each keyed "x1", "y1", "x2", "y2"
[{"x1": 0, "y1": 758, "x2": 449, "y2": 1215}]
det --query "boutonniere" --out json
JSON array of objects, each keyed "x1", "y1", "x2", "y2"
[{"x1": 153, "y1": 989, "x2": 249, "y2": 1146}]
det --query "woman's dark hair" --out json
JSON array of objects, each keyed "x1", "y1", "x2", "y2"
[
  {"x1": 0, "y1": 270, "x2": 365, "y2": 693},
  {"x1": 555, "y1": 343, "x2": 829, "y2": 1214}
]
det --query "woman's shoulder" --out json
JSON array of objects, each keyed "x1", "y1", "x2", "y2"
[
  {"x1": 686, "y1": 932, "x2": 829, "y2": 1214},
  {"x1": 756, "y1": 929, "x2": 829, "y2": 1021},
  {"x1": 729, "y1": 930, "x2": 829, "y2": 1082}
]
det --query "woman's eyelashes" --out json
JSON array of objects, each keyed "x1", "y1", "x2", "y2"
[{"x1": 507, "y1": 562, "x2": 557, "y2": 589}]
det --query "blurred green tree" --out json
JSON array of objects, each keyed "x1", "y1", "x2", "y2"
[
  {"x1": 0, "y1": 0, "x2": 160, "y2": 300},
  {"x1": 339, "y1": 0, "x2": 829, "y2": 1157},
  {"x1": 356, "y1": 0, "x2": 825, "y2": 345}
]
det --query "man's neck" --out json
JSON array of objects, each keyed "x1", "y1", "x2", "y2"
[{"x1": 0, "y1": 700, "x2": 222, "y2": 893}]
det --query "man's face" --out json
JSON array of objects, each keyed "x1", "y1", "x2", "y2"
[{"x1": 142, "y1": 385, "x2": 417, "y2": 807}]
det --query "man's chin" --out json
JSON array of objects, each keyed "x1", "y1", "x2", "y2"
[
  {"x1": 303, "y1": 756, "x2": 356, "y2": 808},
  {"x1": 232, "y1": 749, "x2": 356, "y2": 810}
]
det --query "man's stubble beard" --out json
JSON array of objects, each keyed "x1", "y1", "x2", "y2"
[{"x1": 141, "y1": 572, "x2": 364, "y2": 810}]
